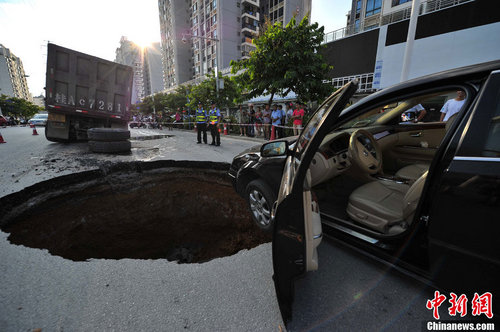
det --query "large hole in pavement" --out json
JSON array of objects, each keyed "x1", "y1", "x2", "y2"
[{"x1": 0, "y1": 161, "x2": 270, "y2": 263}]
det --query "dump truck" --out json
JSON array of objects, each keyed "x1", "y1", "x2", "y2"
[{"x1": 44, "y1": 43, "x2": 133, "y2": 142}]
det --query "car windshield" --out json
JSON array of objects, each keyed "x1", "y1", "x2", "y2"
[{"x1": 34, "y1": 114, "x2": 47, "y2": 118}]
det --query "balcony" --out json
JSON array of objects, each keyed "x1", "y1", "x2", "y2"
[
  {"x1": 242, "y1": 10, "x2": 259, "y2": 21},
  {"x1": 241, "y1": 51, "x2": 251, "y2": 59},
  {"x1": 241, "y1": 23, "x2": 259, "y2": 34},
  {"x1": 241, "y1": 0, "x2": 259, "y2": 7},
  {"x1": 241, "y1": 37, "x2": 253, "y2": 45}
]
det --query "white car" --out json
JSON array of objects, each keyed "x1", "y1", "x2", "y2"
[{"x1": 28, "y1": 113, "x2": 48, "y2": 126}]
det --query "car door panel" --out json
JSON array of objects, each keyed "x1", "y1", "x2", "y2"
[
  {"x1": 385, "y1": 125, "x2": 445, "y2": 171},
  {"x1": 428, "y1": 70, "x2": 500, "y2": 300},
  {"x1": 272, "y1": 82, "x2": 358, "y2": 324}
]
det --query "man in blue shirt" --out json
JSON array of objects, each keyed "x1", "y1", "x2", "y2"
[
  {"x1": 271, "y1": 104, "x2": 282, "y2": 139},
  {"x1": 208, "y1": 101, "x2": 221, "y2": 146},
  {"x1": 195, "y1": 102, "x2": 207, "y2": 144}
]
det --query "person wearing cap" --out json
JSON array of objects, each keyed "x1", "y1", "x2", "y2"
[
  {"x1": 208, "y1": 101, "x2": 221, "y2": 146},
  {"x1": 195, "y1": 102, "x2": 208, "y2": 144}
]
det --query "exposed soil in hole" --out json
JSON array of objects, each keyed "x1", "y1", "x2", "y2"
[{"x1": 0, "y1": 161, "x2": 270, "y2": 263}]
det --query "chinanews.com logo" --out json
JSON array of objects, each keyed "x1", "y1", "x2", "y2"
[{"x1": 424, "y1": 291, "x2": 496, "y2": 331}]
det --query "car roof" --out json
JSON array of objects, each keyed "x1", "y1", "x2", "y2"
[{"x1": 341, "y1": 60, "x2": 500, "y2": 115}]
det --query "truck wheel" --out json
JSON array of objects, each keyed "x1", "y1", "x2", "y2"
[
  {"x1": 245, "y1": 180, "x2": 276, "y2": 232},
  {"x1": 87, "y1": 128, "x2": 130, "y2": 142},
  {"x1": 88, "y1": 140, "x2": 131, "y2": 153}
]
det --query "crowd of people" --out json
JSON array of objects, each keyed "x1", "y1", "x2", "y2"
[
  {"x1": 236, "y1": 102, "x2": 307, "y2": 140},
  {"x1": 129, "y1": 101, "x2": 309, "y2": 145}
]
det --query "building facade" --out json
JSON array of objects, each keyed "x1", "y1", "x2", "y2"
[
  {"x1": 322, "y1": 0, "x2": 500, "y2": 94},
  {"x1": 158, "y1": 0, "x2": 311, "y2": 90},
  {"x1": 144, "y1": 42, "x2": 165, "y2": 95},
  {"x1": 0, "y1": 44, "x2": 31, "y2": 102},
  {"x1": 115, "y1": 37, "x2": 144, "y2": 104},
  {"x1": 115, "y1": 37, "x2": 164, "y2": 102}
]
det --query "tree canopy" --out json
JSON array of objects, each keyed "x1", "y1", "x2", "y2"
[
  {"x1": 0, "y1": 95, "x2": 43, "y2": 119},
  {"x1": 187, "y1": 72, "x2": 243, "y2": 109},
  {"x1": 230, "y1": 15, "x2": 333, "y2": 105}
]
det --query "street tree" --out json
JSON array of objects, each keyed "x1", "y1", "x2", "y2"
[
  {"x1": 132, "y1": 86, "x2": 191, "y2": 115},
  {"x1": 230, "y1": 15, "x2": 333, "y2": 105},
  {"x1": 187, "y1": 72, "x2": 243, "y2": 109},
  {"x1": 0, "y1": 95, "x2": 42, "y2": 119}
]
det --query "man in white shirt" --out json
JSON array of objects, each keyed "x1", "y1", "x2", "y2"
[{"x1": 440, "y1": 90, "x2": 466, "y2": 122}]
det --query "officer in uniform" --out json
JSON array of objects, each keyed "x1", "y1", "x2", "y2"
[
  {"x1": 195, "y1": 102, "x2": 207, "y2": 144},
  {"x1": 208, "y1": 101, "x2": 221, "y2": 146}
]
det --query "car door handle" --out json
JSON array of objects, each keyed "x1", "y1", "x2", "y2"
[{"x1": 410, "y1": 132, "x2": 422, "y2": 137}]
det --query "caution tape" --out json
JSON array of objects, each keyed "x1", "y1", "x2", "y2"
[{"x1": 171, "y1": 121, "x2": 298, "y2": 129}]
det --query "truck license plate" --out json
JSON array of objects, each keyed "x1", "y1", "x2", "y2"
[{"x1": 48, "y1": 113, "x2": 66, "y2": 123}]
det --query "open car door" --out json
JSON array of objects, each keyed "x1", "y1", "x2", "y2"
[{"x1": 272, "y1": 81, "x2": 359, "y2": 324}]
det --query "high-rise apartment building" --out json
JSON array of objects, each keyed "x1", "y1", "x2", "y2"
[
  {"x1": 260, "y1": 0, "x2": 311, "y2": 26},
  {"x1": 115, "y1": 37, "x2": 144, "y2": 103},
  {"x1": 0, "y1": 44, "x2": 31, "y2": 102},
  {"x1": 144, "y1": 42, "x2": 165, "y2": 94},
  {"x1": 158, "y1": 0, "x2": 311, "y2": 89},
  {"x1": 115, "y1": 37, "x2": 164, "y2": 102}
]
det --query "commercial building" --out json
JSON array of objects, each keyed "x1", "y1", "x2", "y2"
[
  {"x1": 158, "y1": 0, "x2": 311, "y2": 90},
  {"x1": 0, "y1": 44, "x2": 31, "y2": 102},
  {"x1": 321, "y1": 0, "x2": 500, "y2": 95}
]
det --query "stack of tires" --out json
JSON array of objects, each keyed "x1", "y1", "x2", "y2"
[{"x1": 87, "y1": 128, "x2": 131, "y2": 153}]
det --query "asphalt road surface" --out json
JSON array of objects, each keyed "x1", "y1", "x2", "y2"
[{"x1": 0, "y1": 126, "x2": 455, "y2": 331}]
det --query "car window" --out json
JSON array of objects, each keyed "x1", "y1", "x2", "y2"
[{"x1": 338, "y1": 89, "x2": 467, "y2": 129}]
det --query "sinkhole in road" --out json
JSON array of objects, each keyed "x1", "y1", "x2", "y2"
[{"x1": 0, "y1": 161, "x2": 270, "y2": 263}]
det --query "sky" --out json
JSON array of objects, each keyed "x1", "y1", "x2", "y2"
[{"x1": 0, "y1": 0, "x2": 352, "y2": 97}]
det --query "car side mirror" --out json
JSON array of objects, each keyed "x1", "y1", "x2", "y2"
[{"x1": 260, "y1": 141, "x2": 288, "y2": 157}]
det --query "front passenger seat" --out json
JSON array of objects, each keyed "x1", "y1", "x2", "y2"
[{"x1": 346, "y1": 171, "x2": 428, "y2": 234}]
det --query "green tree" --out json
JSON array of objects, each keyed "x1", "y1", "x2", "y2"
[
  {"x1": 187, "y1": 72, "x2": 243, "y2": 109},
  {"x1": 0, "y1": 95, "x2": 42, "y2": 119},
  {"x1": 131, "y1": 85, "x2": 191, "y2": 115},
  {"x1": 230, "y1": 15, "x2": 333, "y2": 105}
]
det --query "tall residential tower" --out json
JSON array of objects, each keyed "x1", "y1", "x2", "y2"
[
  {"x1": 158, "y1": 0, "x2": 311, "y2": 89},
  {"x1": 0, "y1": 44, "x2": 31, "y2": 101}
]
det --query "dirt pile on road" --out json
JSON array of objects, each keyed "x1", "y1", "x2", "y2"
[{"x1": 1, "y1": 161, "x2": 271, "y2": 263}]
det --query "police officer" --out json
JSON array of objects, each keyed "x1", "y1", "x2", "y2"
[
  {"x1": 195, "y1": 102, "x2": 207, "y2": 144},
  {"x1": 208, "y1": 101, "x2": 221, "y2": 146}
]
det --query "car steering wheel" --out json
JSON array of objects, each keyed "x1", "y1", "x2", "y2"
[{"x1": 348, "y1": 129, "x2": 382, "y2": 174}]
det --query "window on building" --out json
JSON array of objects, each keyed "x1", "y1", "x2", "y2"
[
  {"x1": 236, "y1": 2, "x2": 240, "y2": 8},
  {"x1": 392, "y1": 0, "x2": 412, "y2": 7},
  {"x1": 356, "y1": 0, "x2": 362, "y2": 13},
  {"x1": 354, "y1": 19, "x2": 360, "y2": 32},
  {"x1": 278, "y1": 7, "x2": 283, "y2": 17},
  {"x1": 366, "y1": 0, "x2": 382, "y2": 17},
  {"x1": 212, "y1": 14, "x2": 216, "y2": 24}
]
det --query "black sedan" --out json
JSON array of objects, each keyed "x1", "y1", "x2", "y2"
[
  {"x1": 228, "y1": 135, "x2": 297, "y2": 231},
  {"x1": 233, "y1": 60, "x2": 500, "y2": 325}
]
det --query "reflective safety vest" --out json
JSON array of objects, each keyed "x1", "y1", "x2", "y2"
[
  {"x1": 209, "y1": 109, "x2": 220, "y2": 124},
  {"x1": 196, "y1": 109, "x2": 206, "y2": 123}
]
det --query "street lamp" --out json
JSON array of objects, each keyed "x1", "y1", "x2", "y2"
[{"x1": 181, "y1": 33, "x2": 221, "y2": 98}]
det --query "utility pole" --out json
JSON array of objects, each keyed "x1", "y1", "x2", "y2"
[{"x1": 400, "y1": 0, "x2": 422, "y2": 82}]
